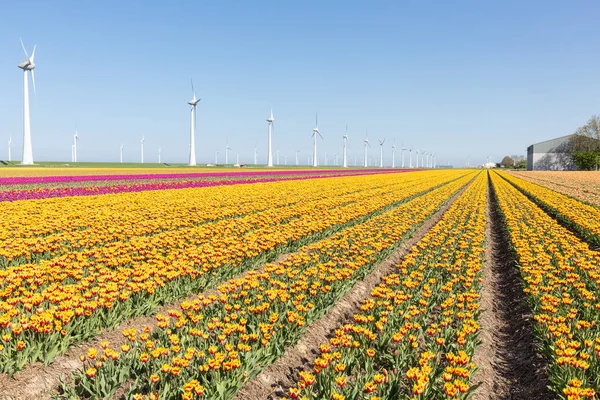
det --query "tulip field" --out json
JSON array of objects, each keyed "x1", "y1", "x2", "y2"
[{"x1": 0, "y1": 168, "x2": 599, "y2": 399}]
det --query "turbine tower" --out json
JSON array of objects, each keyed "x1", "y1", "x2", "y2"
[
  {"x1": 378, "y1": 138, "x2": 386, "y2": 168},
  {"x1": 120, "y1": 144, "x2": 123, "y2": 163},
  {"x1": 401, "y1": 142, "x2": 407, "y2": 168},
  {"x1": 422, "y1": 150, "x2": 426, "y2": 168},
  {"x1": 140, "y1": 136, "x2": 145, "y2": 163},
  {"x1": 415, "y1": 149, "x2": 419, "y2": 168},
  {"x1": 342, "y1": 125, "x2": 349, "y2": 168},
  {"x1": 253, "y1": 147, "x2": 258, "y2": 165},
  {"x1": 187, "y1": 79, "x2": 200, "y2": 166},
  {"x1": 409, "y1": 147, "x2": 413, "y2": 168},
  {"x1": 158, "y1": 147, "x2": 162, "y2": 164},
  {"x1": 391, "y1": 139, "x2": 396, "y2": 168},
  {"x1": 18, "y1": 39, "x2": 36, "y2": 165},
  {"x1": 363, "y1": 131, "x2": 370, "y2": 168},
  {"x1": 267, "y1": 109, "x2": 274, "y2": 167},
  {"x1": 8, "y1": 136, "x2": 12, "y2": 162},
  {"x1": 215, "y1": 151, "x2": 219, "y2": 164},
  {"x1": 311, "y1": 113, "x2": 322, "y2": 167},
  {"x1": 72, "y1": 130, "x2": 80, "y2": 162},
  {"x1": 295, "y1": 150, "x2": 300, "y2": 166},
  {"x1": 225, "y1": 140, "x2": 232, "y2": 164},
  {"x1": 276, "y1": 149, "x2": 280, "y2": 165}
]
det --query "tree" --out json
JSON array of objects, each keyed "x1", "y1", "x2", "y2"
[
  {"x1": 568, "y1": 115, "x2": 600, "y2": 170},
  {"x1": 500, "y1": 156, "x2": 514, "y2": 168}
]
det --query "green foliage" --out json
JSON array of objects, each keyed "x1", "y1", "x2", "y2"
[{"x1": 571, "y1": 152, "x2": 600, "y2": 170}]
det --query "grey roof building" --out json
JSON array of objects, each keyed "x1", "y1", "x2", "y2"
[{"x1": 527, "y1": 134, "x2": 575, "y2": 171}]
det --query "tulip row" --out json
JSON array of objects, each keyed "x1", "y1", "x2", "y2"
[
  {"x1": 57, "y1": 172, "x2": 477, "y2": 399},
  {"x1": 510, "y1": 171, "x2": 600, "y2": 208},
  {"x1": 0, "y1": 172, "x2": 404, "y2": 266},
  {"x1": 0, "y1": 172, "x2": 466, "y2": 373},
  {"x1": 491, "y1": 171, "x2": 599, "y2": 398},
  {"x1": 497, "y1": 171, "x2": 600, "y2": 247},
  {"x1": 0, "y1": 170, "x2": 391, "y2": 203},
  {"x1": 284, "y1": 172, "x2": 488, "y2": 400}
]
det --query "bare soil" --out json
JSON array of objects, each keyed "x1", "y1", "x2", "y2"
[
  {"x1": 470, "y1": 173, "x2": 554, "y2": 400},
  {"x1": 235, "y1": 183, "x2": 471, "y2": 400}
]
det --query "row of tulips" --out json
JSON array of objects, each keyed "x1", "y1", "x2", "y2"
[
  {"x1": 510, "y1": 171, "x2": 600, "y2": 208},
  {"x1": 498, "y1": 171, "x2": 600, "y2": 247},
  {"x1": 491, "y1": 171, "x2": 599, "y2": 399},
  {"x1": 57, "y1": 172, "x2": 477, "y2": 399},
  {"x1": 285, "y1": 172, "x2": 488, "y2": 400},
  {"x1": 0, "y1": 170, "x2": 392, "y2": 203},
  {"x1": 0, "y1": 172, "x2": 467, "y2": 373},
  {"x1": 1, "y1": 172, "x2": 408, "y2": 266}
]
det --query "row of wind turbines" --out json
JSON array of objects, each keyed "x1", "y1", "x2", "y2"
[{"x1": 11, "y1": 40, "x2": 436, "y2": 168}]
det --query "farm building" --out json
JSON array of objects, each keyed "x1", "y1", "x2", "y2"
[{"x1": 527, "y1": 134, "x2": 575, "y2": 171}]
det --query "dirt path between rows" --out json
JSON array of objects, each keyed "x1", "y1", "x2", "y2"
[
  {"x1": 234, "y1": 180, "x2": 472, "y2": 400},
  {"x1": 470, "y1": 173, "x2": 554, "y2": 400}
]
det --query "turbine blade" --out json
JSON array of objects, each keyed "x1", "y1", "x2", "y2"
[
  {"x1": 318, "y1": 132, "x2": 323, "y2": 139},
  {"x1": 191, "y1": 79, "x2": 194, "y2": 94},
  {"x1": 30, "y1": 45, "x2": 36, "y2": 62},
  {"x1": 20, "y1": 38, "x2": 29, "y2": 59},
  {"x1": 31, "y1": 70, "x2": 37, "y2": 99},
  {"x1": 315, "y1": 113, "x2": 318, "y2": 127}
]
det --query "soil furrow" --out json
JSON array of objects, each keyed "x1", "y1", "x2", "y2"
[
  {"x1": 234, "y1": 177, "x2": 474, "y2": 400},
  {"x1": 471, "y1": 172, "x2": 554, "y2": 400}
]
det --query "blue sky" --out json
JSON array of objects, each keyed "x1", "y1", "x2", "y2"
[{"x1": 1, "y1": 0, "x2": 599, "y2": 166}]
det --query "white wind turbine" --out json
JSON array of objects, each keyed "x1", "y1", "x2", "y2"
[
  {"x1": 120, "y1": 144, "x2": 124, "y2": 163},
  {"x1": 8, "y1": 136, "x2": 12, "y2": 162},
  {"x1": 422, "y1": 150, "x2": 426, "y2": 168},
  {"x1": 415, "y1": 149, "x2": 419, "y2": 168},
  {"x1": 140, "y1": 136, "x2": 145, "y2": 163},
  {"x1": 225, "y1": 139, "x2": 232, "y2": 164},
  {"x1": 187, "y1": 79, "x2": 200, "y2": 166},
  {"x1": 363, "y1": 131, "x2": 370, "y2": 168},
  {"x1": 401, "y1": 142, "x2": 407, "y2": 168},
  {"x1": 391, "y1": 139, "x2": 396, "y2": 168},
  {"x1": 158, "y1": 147, "x2": 162, "y2": 164},
  {"x1": 266, "y1": 109, "x2": 274, "y2": 167},
  {"x1": 253, "y1": 146, "x2": 258, "y2": 165},
  {"x1": 236, "y1": 153, "x2": 240, "y2": 166},
  {"x1": 72, "y1": 130, "x2": 80, "y2": 162},
  {"x1": 378, "y1": 138, "x2": 386, "y2": 168},
  {"x1": 342, "y1": 125, "x2": 349, "y2": 168},
  {"x1": 215, "y1": 151, "x2": 219, "y2": 164},
  {"x1": 325, "y1": 152, "x2": 328, "y2": 166},
  {"x1": 311, "y1": 113, "x2": 323, "y2": 167},
  {"x1": 295, "y1": 150, "x2": 300, "y2": 166},
  {"x1": 18, "y1": 39, "x2": 37, "y2": 165},
  {"x1": 276, "y1": 149, "x2": 280, "y2": 165}
]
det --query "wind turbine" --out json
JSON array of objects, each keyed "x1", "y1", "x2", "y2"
[
  {"x1": 72, "y1": 130, "x2": 80, "y2": 162},
  {"x1": 266, "y1": 109, "x2": 274, "y2": 167},
  {"x1": 391, "y1": 139, "x2": 396, "y2": 168},
  {"x1": 120, "y1": 144, "x2": 123, "y2": 163},
  {"x1": 158, "y1": 147, "x2": 162, "y2": 164},
  {"x1": 215, "y1": 150, "x2": 219, "y2": 164},
  {"x1": 187, "y1": 79, "x2": 200, "y2": 166},
  {"x1": 295, "y1": 150, "x2": 300, "y2": 166},
  {"x1": 18, "y1": 39, "x2": 36, "y2": 165},
  {"x1": 140, "y1": 136, "x2": 145, "y2": 163},
  {"x1": 325, "y1": 152, "x2": 328, "y2": 166},
  {"x1": 422, "y1": 150, "x2": 426, "y2": 168},
  {"x1": 334, "y1": 153, "x2": 339, "y2": 166},
  {"x1": 378, "y1": 138, "x2": 386, "y2": 168},
  {"x1": 311, "y1": 113, "x2": 322, "y2": 167},
  {"x1": 225, "y1": 139, "x2": 232, "y2": 164},
  {"x1": 401, "y1": 142, "x2": 407, "y2": 168},
  {"x1": 363, "y1": 131, "x2": 370, "y2": 167},
  {"x1": 8, "y1": 136, "x2": 12, "y2": 162},
  {"x1": 276, "y1": 149, "x2": 280, "y2": 165},
  {"x1": 342, "y1": 125, "x2": 349, "y2": 168},
  {"x1": 284, "y1": 155, "x2": 287, "y2": 165},
  {"x1": 253, "y1": 146, "x2": 258, "y2": 165},
  {"x1": 236, "y1": 153, "x2": 240, "y2": 166},
  {"x1": 415, "y1": 149, "x2": 419, "y2": 168}
]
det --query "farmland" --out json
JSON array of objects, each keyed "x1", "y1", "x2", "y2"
[{"x1": 0, "y1": 168, "x2": 599, "y2": 399}]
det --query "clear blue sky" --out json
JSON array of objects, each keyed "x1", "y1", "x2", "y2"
[{"x1": 1, "y1": 0, "x2": 599, "y2": 166}]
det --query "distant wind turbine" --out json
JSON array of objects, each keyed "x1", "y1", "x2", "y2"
[
  {"x1": 295, "y1": 150, "x2": 300, "y2": 166},
  {"x1": 253, "y1": 146, "x2": 258, "y2": 165},
  {"x1": 363, "y1": 131, "x2": 370, "y2": 168},
  {"x1": 342, "y1": 125, "x2": 349, "y2": 168},
  {"x1": 158, "y1": 147, "x2": 162, "y2": 164},
  {"x1": 391, "y1": 139, "x2": 396, "y2": 168},
  {"x1": 120, "y1": 144, "x2": 123, "y2": 163},
  {"x1": 311, "y1": 113, "x2": 323, "y2": 167},
  {"x1": 140, "y1": 136, "x2": 145, "y2": 163},
  {"x1": 415, "y1": 149, "x2": 419, "y2": 168},
  {"x1": 225, "y1": 139, "x2": 232, "y2": 164},
  {"x1": 267, "y1": 109, "x2": 274, "y2": 167},
  {"x1": 401, "y1": 142, "x2": 406, "y2": 168},
  {"x1": 18, "y1": 39, "x2": 37, "y2": 165},
  {"x1": 187, "y1": 79, "x2": 200, "y2": 166},
  {"x1": 8, "y1": 135, "x2": 12, "y2": 162},
  {"x1": 215, "y1": 150, "x2": 219, "y2": 164},
  {"x1": 378, "y1": 138, "x2": 386, "y2": 168},
  {"x1": 72, "y1": 130, "x2": 80, "y2": 162},
  {"x1": 276, "y1": 149, "x2": 280, "y2": 165}
]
